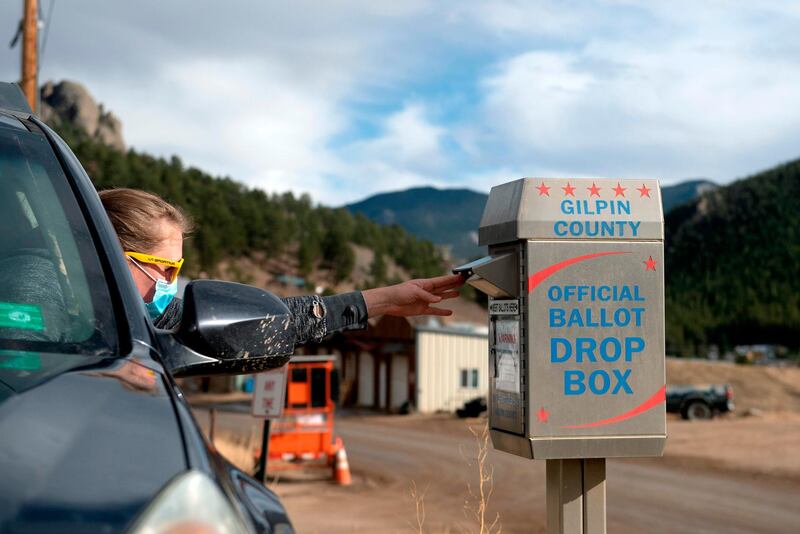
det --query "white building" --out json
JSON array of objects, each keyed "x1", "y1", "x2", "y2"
[
  {"x1": 305, "y1": 315, "x2": 489, "y2": 414},
  {"x1": 415, "y1": 324, "x2": 489, "y2": 413}
]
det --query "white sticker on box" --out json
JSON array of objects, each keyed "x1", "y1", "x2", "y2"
[
  {"x1": 495, "y1": 318, "x2": 520, "y2": 393},
  {"x1": 489, "y1": 299, "x2": 519, "y2": 315}
]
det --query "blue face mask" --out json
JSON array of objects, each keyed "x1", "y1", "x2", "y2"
[
  {"x1": 145, "y1": 278, "x2": 178, "y2": 320},
  {"x1": 129, "y1": 257, "x2": 179, "y2": 320}
]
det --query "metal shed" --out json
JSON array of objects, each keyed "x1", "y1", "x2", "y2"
[{"x1": 415, "y1": 324, "x2": 489, "y2": 413}]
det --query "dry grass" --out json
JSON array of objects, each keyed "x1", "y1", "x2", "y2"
[
  {"x1": 409, "y1": 421, "x2": 502, "y2": 534},
  {"x1": 463, "y1": 423, "x2": 502, "y2": 534},
  {"x1": 409, "y1": 481, "x2": 427, "y2": 534},
  {"x1": 211, "y1": 429, "x2": 260, "y2": 474},
  {"x1": 667, "y1": 358, "x2": 800, "y2": 412}
]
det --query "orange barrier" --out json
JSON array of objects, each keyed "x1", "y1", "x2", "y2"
[{"x1": 263, "y1": 355, "x2": 346, "y2": 480}]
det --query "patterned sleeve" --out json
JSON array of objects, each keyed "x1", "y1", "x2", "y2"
[
  {"x1": 281, "y1": 291, "x2": 369, "y2": 345},
  {"x1": 153, "y1": 291, "x2": 368, "y2": 346},
  {"x1": 153, "y1": 297, "x2": 183, "y2": 330}
]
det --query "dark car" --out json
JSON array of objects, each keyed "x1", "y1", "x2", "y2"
[
  {"x1": 456, "y1": 396, "x2": 487, "y2": 418},
  {"x1": 666, "y1": 383, "x2": 735, "y2": 420},
  {"x1": 0, "y1": 83, "x2": 296, "y2": 533}
]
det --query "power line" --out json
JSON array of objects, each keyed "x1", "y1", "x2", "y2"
[
  {"x1": 40, "y1": 0, "x2": 55, "y2": 70},
  {"x1": 9, "y1": 21, "x2": 22, "y2": 49}
]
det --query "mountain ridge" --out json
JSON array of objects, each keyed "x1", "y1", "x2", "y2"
[
  {"x1": 346, "y1": 179, "x2": 719, "y2": 260},
  {"x1": 37, "y1": 79, "x2": 799, "y2": 353},
  {"x1": 665, "y1": 159, "x2": 800, "y2": 355}
]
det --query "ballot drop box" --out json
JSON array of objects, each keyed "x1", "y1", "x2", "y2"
[{"x1": 456, "y1": 178, "x2": 666, "y2": 460}]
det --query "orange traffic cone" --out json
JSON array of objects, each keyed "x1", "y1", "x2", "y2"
[{"x1": 334, "y1": 446, "x2": 352, "y2": 486}]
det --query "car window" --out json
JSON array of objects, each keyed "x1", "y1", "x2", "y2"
[{"x1": 0, "y1": 119, "x2": 117, "y2": 356}]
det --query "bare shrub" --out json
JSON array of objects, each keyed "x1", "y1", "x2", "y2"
[
  {"x1": 410, "y1": 421, "x2": 501, "y2": 534},
  {"x1": 409, "y1": 481, "x2": 427, "y2": 534},
  {"x1": 213, "y1": 428, "x2": 259, "y2": 472},
  {"x1": 464, "y1": 423, "x2": 502, "y2": 534}
]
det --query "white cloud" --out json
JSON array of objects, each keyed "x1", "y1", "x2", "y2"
[
  {"x1": 346, "y1": 103, "x2": 446, "y2": 169},
  {"x1": 333, "y1": 103, "x2": 453, "y2": 204},
  {"x1": 3, "y1": 0, "x2": 800, "y2": 202},
  {"x1": 450, "y1": 0, "x2": 595, "y2": 37},
  {"x1": 96, "y1": 67, "x2": 452, "y2": 205},
  {"x1": 0, "y1": 0, "x2": 445, "y2": 204},
  {"x1": 483, "y1": 52, "x2": 595, "y2": 151},
  {"x1": 382, "y1": 104, "x2": 446, "y2": 163},
  {"x1": 80, "y1": 58, "x2": 346, "y2": 200},
  {"x1": 478, "y1": 4, "x2": 800, "y2": 181}
]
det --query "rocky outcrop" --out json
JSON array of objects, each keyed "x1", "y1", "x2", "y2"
[{"x1": 39, "y1": 80, "x2": 125, "y2": 151}]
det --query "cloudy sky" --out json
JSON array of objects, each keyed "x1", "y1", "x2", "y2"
[{"x1": 2, "y1": 1, "x2": 799, "y2": 205}]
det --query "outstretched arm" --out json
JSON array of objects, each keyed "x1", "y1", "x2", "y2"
[
  {"x1": 361, "y1": 273, "x2": 465, "y2": 319},
  {"x1": 282, "y1": 273, "x2": 466, "y2": 345}
]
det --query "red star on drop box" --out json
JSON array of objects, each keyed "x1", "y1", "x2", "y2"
[
  {"x1": 613, "y1": 182, "x2": 627, "y2": 197},
  {"x1": 637, "y1": 184, "x2": 651, "y2": 198},
  {"x1": 562, "y1": 182, "x2": 576, "y2": 197},
  {"x1": 537, "y1": 406, "x2": 550, "y2": 423},
  {"x1": 644, "y1": 256, "x2": 657, "y2": 271},
  {"x1": 587, "y1": 182, "x2": 601, "y2": 197},
  {"x1": 536, "y1": 182, "x2": 551, "y2": 196}
]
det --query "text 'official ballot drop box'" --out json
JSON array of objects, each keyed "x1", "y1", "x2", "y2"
[{"x1": 455, "y1": 178, "x2": 666, "y2": 460}]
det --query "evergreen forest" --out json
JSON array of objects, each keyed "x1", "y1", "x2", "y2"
[
  {"x1": 665, "y1": 159, "x2": 800, "y2": 356},
  {"x1": 55, "y1": 124, "x2": 444, "y2": 286},
  {"x1": 55, "y1": 122, "x2": 800, "y2": 358}
]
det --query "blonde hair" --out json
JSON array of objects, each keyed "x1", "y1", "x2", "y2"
[{"x1": 99, "y1": 188, "x2": 193, "y2": 253}]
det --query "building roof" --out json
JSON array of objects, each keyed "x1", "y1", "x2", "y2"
[{"x1": 416, "y1": 323, "x2": 488, "y2": 339}]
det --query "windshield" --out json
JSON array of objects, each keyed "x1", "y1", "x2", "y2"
[{"x1": 0, "y1": 118, "x2": 116, "y2": 356}]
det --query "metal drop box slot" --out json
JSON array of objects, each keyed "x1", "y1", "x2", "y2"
[{"x1": 455, "y1": 178, "x2": 666, "y2": 460}]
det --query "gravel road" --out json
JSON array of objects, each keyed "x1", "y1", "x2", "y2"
[
  {"x1": 331, "y1": 415, "x2": 800, "y2": 533},
  {"x1": 197, "y1": 409, "x2": 800, "y2": 533}
]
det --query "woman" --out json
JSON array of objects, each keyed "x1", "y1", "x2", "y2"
[{"x1": 99, "y1": 188, "x2": 464, "y2": 344}]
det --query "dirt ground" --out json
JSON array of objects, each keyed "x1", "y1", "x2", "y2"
[
  {"x1": 666, "y1": 358, "x2": 800, "y2": 413},
  {"x1": 658, "y1": 411, "x2": 800, "y2": 479},
  {"x1": 190, "y1": 358, "x2": 800, "y2": 533},
  {"x1": 196, "y1": 410, "x2": 800, "y2": 533}
]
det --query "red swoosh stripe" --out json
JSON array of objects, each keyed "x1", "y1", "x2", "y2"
[
  {"x1": 560, "y1": 385, "x2": 666, "y2": 429},
  {"x1": 528, "y1": 251, "x2": 628, "y2": 292}
]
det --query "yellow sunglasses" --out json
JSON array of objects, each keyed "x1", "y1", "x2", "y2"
[{"x1": 124, "y1": 251, "x2": 184, "y2": 283}]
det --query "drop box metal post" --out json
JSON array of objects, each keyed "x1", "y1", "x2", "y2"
[{"x1": 455, "y1": 178, "x2": 667, "y2": 460}]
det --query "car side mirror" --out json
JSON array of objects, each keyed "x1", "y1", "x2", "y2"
[{"x1": 158, "y1": 280, "x2": 297, "y2": 377}]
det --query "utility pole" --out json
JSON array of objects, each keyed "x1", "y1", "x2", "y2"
[{"x1": 21, "y1": 0, "x2": 38, "y2": 112}]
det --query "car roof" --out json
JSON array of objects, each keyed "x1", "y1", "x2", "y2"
[{"x1": 0, "y1": 82, "x2": 33, "y2": 119}]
